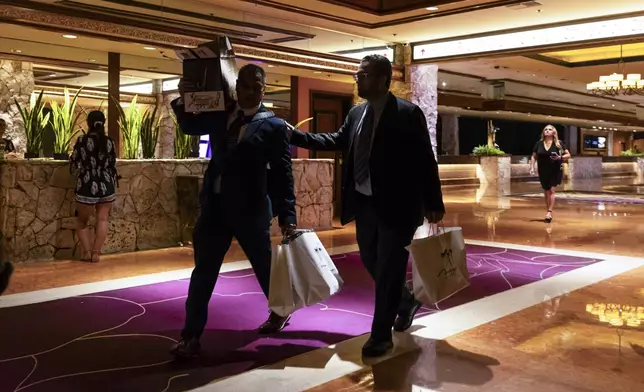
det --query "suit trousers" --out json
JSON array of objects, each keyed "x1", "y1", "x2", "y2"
[
  {"x1": 354, "y1": 192, "x2": 417, "y2": 342},
  {"x1": 182, "y1": 194, "x2": 272, "y2": 340}
]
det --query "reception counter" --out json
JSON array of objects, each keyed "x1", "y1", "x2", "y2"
[{"x1": 0, "y1": 158, "x2": 334, "y2": 262}]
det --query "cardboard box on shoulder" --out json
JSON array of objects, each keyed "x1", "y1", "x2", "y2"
[{"x1": 176, "y1": 36, "x2": 237, "y2": 113}]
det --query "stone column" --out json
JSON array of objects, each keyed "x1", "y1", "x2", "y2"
[
  {"x1": 0, "y1": 60, "x2": 35, "y2": 153},
  {"x1": 409, "y1": 64, "x2": 438, "y2": 157},
  {"x1": 441, "y1": 114, "x2": 459, "y2": 155},
  {"x1": 156, "y1": 79, "x2": 177, "y2": 159}
]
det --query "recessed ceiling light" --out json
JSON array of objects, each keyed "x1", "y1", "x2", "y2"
[
  {"x1": 62, "y1": 34, "x2": 77, "y2": 39},
  {"x1": 426, "y1": 7, "x2": 439, "y2": 11},
  {"x1": 86, "y1": 58, "x2": 96, "y2": 62},
  {"x1": 441, "y1": 82, "x2": 447, "y2": 87},
  {"x1": 11, "y1": 49, "x2": 21, "y2": 53},
  {"x1": 267, "y1": 64, "x2": 276, "y2": 68},
  {"x1": 143, "y1": 46, "x2": 156, "y2": 50},
  {"x1": 49, "y1": 73, "x2": 56, "y2": 77},
  {"x1": 313, "y1": 71, "x2": 322, "y2": 74}
]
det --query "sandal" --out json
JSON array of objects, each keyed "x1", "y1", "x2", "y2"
[
  {"x1": 80, "y1": 250, "x2": 93, "y2": 262},
  {"x1": 91, "y1": 251, "x2": 101, "y2": 263},
  {"x1": 545, "y1": 210, "x2": 553, "y2": 223}
]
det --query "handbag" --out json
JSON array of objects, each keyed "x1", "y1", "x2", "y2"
[
  {"x1": 268, "y1": 230, "x2": 344, "y2": 317},
  {"x1": 407, "y1": 222, "x2": 469, "y2": 305}
]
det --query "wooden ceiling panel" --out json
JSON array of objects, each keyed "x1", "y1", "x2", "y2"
[{"x1": 317, "y1": 0, "x2": 461, "y2": 15}]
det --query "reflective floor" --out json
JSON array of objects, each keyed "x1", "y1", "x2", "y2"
[{"x1": 4, "y1": 177, "x2": 644, "y2": 391}]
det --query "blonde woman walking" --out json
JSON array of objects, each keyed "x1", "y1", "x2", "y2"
[{"x1": 529, "y1": 125, "x2": 570, "y2": 223}]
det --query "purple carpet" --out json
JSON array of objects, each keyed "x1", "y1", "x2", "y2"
[{"x1": 0, "y1": 245, "x2": 600, "y2": 392}]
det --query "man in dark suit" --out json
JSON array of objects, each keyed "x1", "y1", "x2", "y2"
[
  {"x1": 288, "y1": 55, "x2": 445, "y2": 357},
  {"x1": 170, "y1": 64, "x2": 297, "y2": 357}
]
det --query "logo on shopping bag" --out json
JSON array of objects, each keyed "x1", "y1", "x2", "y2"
[{"x1": 437, "y1": 248, "x2": 457, "y2": 278}]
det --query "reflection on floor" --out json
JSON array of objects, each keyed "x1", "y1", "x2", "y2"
[
  {"x1": 1, "y1": 246, "x2": 599, "y2": 392},
  {"x1": 3, "y1": 177, "x2": 644, "y2": 391}
]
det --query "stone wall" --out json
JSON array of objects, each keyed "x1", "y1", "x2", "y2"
[
  {"x1": 0, "y1": 158, "x2": 333, "y2": 262},
  {"x1": 0, "y1": 158, "x2": 208, "y2": 262},
  {"x1": 176, "y1": 159, "x2": 335, "y2": 241},
  {"x1": 0, "y1": 60, "x2": 34, "y2": 153},
  {"x1": 567, "y1": 156, "x2": 603, "y2": 180}
]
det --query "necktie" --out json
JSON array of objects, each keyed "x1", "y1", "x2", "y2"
[
  {"x1": 225, "y1": 110, "x2": 245, "y2": 151},
  {"x1": 354, "y1": 105, "x2": 374, "y2": 185}
]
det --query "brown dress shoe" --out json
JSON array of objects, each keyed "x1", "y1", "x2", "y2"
[{"x1": 258, "y1": 312, "x2": 291, "y2": 335}]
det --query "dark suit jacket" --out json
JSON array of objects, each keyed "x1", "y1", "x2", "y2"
[
  {"x1": 171, "y1": 99, "x2": 296, "y2": 226},
  {"x1": 290, "y1": 92, "x2": 444, "y2": 227}
]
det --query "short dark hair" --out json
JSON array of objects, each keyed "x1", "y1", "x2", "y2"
[
  {"x1": 361, "y1": 54, "x2": 392, "y2": 88},
  {"x1": 239, "y1": 63, "x2": 266, "y2": 85}
]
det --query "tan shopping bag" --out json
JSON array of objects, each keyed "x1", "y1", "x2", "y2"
[{"x1": 408, "y1": 224, "x2": 469, "y2": 305}]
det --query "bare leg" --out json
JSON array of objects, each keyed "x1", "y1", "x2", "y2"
[
  {"x1": 548, "y1": 187, "x2": 556, "y2": 214},
  {"x1": 543, "y1": 190, "x2": 550, "y2": 211},
  {"x1": 92, "y1": 202, "x2": 113, "y2": 262},
  {"x1": 76, "y1": 203, "x2": 94, "y2": 261}
]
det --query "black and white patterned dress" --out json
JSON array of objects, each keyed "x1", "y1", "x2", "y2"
[{"x1": 70, "y1": 133, "x2": 118, "y2": 204}]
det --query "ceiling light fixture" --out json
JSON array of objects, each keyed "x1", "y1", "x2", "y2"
[
  {"x1": 426, "y1": 7, "x2": 439, "y2": 11},
  {"x1": 11, "y1": 49, "x2": 21, "y2": 53},
  {"x1": 62, "y1": 34, "x2": 77, "y2": 39},
  {"x1": 587, "y1": 45, "x2": 644, "y2": 96},
  {"x1": 143, "y1": 46, "x2": 157, "y2": 50}
]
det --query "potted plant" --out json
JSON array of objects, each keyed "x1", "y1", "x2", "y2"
[
  {"x1": 14, "y1": 91, "x2": 50, "y2": 159},
  {"x1": 140, "y1": 105, "x2": 163, "y2": 159},
  {"x1": 50, "y1": 88, "x2": 83, "y2": 160},
  {"x1": 173, "y1": 113, "x2": 194, "y2": 159},
  {"x1": 112, "y1": 95, "x2": 143, "y2": 159},
  {"x1": 472, "y1": 145, "x2": 505, "y2": 156}
]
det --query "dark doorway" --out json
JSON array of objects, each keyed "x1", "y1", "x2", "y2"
[{"x1": 310, "y1": 91, "x2": 353, "y2": 218}]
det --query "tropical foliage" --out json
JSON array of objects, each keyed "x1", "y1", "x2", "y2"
[
  {"x1": 173, "y1": 113, "x2": 193, "y2": 159},
  {"x1": 140, "y1": 105, "x2": 163, "y2": 159},
  {"x1": 621, "y1": 146, "x2": 644, "y2": 156},
  {"x1": 14, "y1": 91, "x2": 50, "y2": 156},
  {"x1": 472, "y1": 145, "x2": 505, "y2": 156},
  {"x1": 112, "y1": 95, "x2": 143, "y2": 159},
  {"x1": 50, "y1": 88, "x2": 83, "y2": 155}
]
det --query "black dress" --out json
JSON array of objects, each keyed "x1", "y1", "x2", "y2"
[
  {"x1": 533, "y1": 140, "x2": 565, "y2": 190},
  {"x1": 70, "y1": 133, "x2": 118, "y2": 204}
]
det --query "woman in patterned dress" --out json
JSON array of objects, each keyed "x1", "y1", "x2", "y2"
[{"x1": 70, "y1": 111, "x2": 118, "y2": 263}]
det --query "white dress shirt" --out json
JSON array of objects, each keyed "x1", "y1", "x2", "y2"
[
  {"x1": 213, "y1": 103, "x2": 261, "y2": 193},
  {"x1": 354, "y1": 95, "x2": 387, "y2": 196}
]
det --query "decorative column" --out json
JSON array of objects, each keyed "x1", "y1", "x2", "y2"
[
  {"x1": 409, "y1": 64, "x2": 438, "y2": 157},
  {"x1": 157, "y1": 80, "x2": 177, "y2": 159},
  {"x1": 441, "y1": 114, "x2": 459, "y2": 155},
  {"x1": 0, "y1": 59, "x2": 34, "y2": 153},
  {"x1": 108, "y1": 52, "x2": 121, "y2": 156}
]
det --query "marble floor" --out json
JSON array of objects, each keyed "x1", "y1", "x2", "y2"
[{"x1": 3, "y1": 178, "x2": 644, "y2": 391}]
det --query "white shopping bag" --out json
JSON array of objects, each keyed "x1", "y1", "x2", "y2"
[
  {"x1": 408, "y1": 223, "x2": 469, "y2": 305},
  {"x1": 269, "y1": 230, "x2": 344, "y2": 317}
]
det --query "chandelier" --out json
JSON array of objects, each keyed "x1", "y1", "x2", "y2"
[
  {"x1": 586, "y1": 46, "x2": 644, "y2": 96},
  {"x1": 586, "y1": 303, "x2": 644, "y2": 327}
]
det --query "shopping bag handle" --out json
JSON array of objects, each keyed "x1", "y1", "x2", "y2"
[{"x1": 281, "y1": 229, "x2": 313, "y2": 244}]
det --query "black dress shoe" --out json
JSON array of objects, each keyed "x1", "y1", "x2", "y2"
[
  {"x1": 394, "y1": 298, "x2": 422, "y2": 332},
  {"x1": 0, "y1": 262, "x2": 14, "y2": 296},
  {"x1": 258, "y1": 312, "x2": 291, "y2": 335},
  {"x1": 362, "y1": 337, "x2": 394, "y2": 358},
  {"x1": 170, "y1": 338, "x2": 201, "y2": 358}
]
